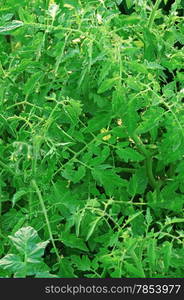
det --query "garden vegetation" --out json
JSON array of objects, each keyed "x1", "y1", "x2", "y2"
[{"x1": 0, "y1": 0, "x2": 184, "y2": 278}]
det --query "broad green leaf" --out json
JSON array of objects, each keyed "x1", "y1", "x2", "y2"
[
  {"x1": 98, "y1": 62, "x2": 112, "y2": 85},
  {"x1": 137, "y1": 107, "x2": 164, "y2": 134},
  {"x1": 88, "y1": 146, "x2": 110, "y2": 167},
  {"x1": 23, "y1": 71, "x2": 43, "y2": 95},
  {"x1": 124, "y1": 261, "x2": 144, "y2": 277},
  {"x1": 92, "y1": 167, "x2": 128, "y2": 195},
  {"x1": 0, "y1": 20, "x2": 23, "y2": 33},
  {"x1": 126, "y1": 0, "x2": 134, "y2": 9},
  {"x1": 0, "y1": 254, "x2": 24, "y2": 272},
  {"x1": 97, "y1": 78, "x2": 118, "y2": 94},
  {"x1": 131, "y1": 213, "x2": 146, "y2": 236},
  {"x1": 116, "y1": 147, "x2": 144, "y2": 162},
  {"x1": 1, "y1": 14, "x2": 14, "y2": 22},
  {"x1": 71, "y1": 255, "x2": 91, "y2": 271},
  {"x1": 143, "y1": 28, "x2": 158, "y2": 61},
  {"x1": 87, "y1": 112, "x2": 112, "y2": 132},
  {"x1": 63, "y1": 99, "x2": 83, "y2": 126},
  {"x1": 123, "y1": 101, "x2": 138, "y2": 135},
  {"x1": 0, "y1": 227, "x2": 49, "y2": 277},
  {"x1": 112, "y1": 87, "x2": 127, "y2": 116},
  {"x1": 62, "y1": 165, "x2": 86, "y2": 183},
  {"x1": 59, "y1": 258, "x2": 76, "y2": 278},
  {"x1": 61, "y1": 232, "x2": 88, "y2": 251},
  {"x1": 128, "y1": 168, "x2": 148, "y2": 196},
  {"x1": 9, "y1": 226, "x2": 49, "y2": 261},
  {"x1": 127, "y1": 61, "x2": 148, "y2": 74}
]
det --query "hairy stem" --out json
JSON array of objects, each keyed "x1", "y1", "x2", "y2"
[
  {"x1": 132, "y1": 133, "x2": 159, "y2": 190},
  {"x1": 120, "y1": 167, "x2": 136, "y2": 174},
  {"x1": 145, "y1": 156, "x2": 158, "y2": 190},
  {"x1": 148, "y1": 0, "x2": 162, "y2": 30},
  {"x1": 31, "y1": 179, "x2": 60, "y2": 261},
  {"x1": 0, "y1": 160, "x2": 15, "y2": 176}
]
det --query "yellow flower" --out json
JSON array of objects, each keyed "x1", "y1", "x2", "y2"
[
  {"x1": 72, "y1": 38, "x2": 81, "y2": 44},
  {"x1": 102, "y1": 134, "x2": 111, "y2": 141},
  {"x1": 100, "y1": 128, "x2": 108, "y2": 134},
  {"x1": 100, "y1": 128, "x2": 111, "y2": 141},
  {"x1": 117, "y1": 118, "x2": 122, "y2": 126},
  {"x1": 64, "y1": 4, "x2": 74, "y2": 10}
]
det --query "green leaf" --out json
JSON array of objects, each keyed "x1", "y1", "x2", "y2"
[
  {"x1": 120, "y1": 15, "x2": 141, "y2": 25},
  {"x1": 143, "y1": 29, "x2": 158, "y2": 61},
  {"x1": 0, "y1": 227, "x2": 49, "y2": 277},
  {"x1": 112, "y1": 87, "x2": 127, "y2": 116},
  {"x1": 97, "y1": 78, "x2": 118, "y2": 94},
  {"x1": 126, "y1": 0, "x2": 134, "y2": 9},
  {"x1": 0, "y1": 20, "x2": 23, "y2": 33},
  {"x1": 59, "y1": 258, "x2": 76, "y2": 278},
  {"x1": 87, "y1": 112, "x2": 112, "y2": 132},
  {"x1": 127, "y1": 61, "x2": 148, "y2": 74},
  {"x1": 63, "y1": 99, "x2": 83, "y2": 126},
  {"x1": 131, "y1": 213, "x2": 146, "y2": 236},
  {"x1": 123, "y1": 101, "x2": 138, "y2": 135},
  {"x1": 162, "y1": 241, "x2": 172, "y2": 274},
  {"x1": 128, "y1": 168, "x2": 148, "y2": 196},
  {"x1": 35, "y1": 271, "x2": 58, "y2": 278},
  {"x1": 12, "y1": 190, "x2": 27, "y2": 207},
  {"x1": 61, "y1": 232, "x2": 88, "y2": 251},
  {"x1": 92, "y1": 167, "x2": 127, "y2": 195},
  {"x1": 124, "y1": 261, "x2": 144, "y2": 277},
  {"x1": 71, "y1": 255, "x2": 91, "y2": 271},
  {"x1": 98, "y1": 62, "x2": 112, "y2": 85},
  {"x1": 9, "y1": 226, "x2": 49, "y2": 262},
  {"x1": 145, "y1": 208, "x2": 153, "y2": 225},
  {"x1": 0, "y1": 254, "x2": 24, "y2": 272},
  {"x1": 23, "y1": 72, "x2": 43, "y2": 95},
  {"x1": 116, "y1": 147, "x2": 144, "y2": 162},
  {"x1": 86, "y1": 217, "x2": 102, "y2": 241},
  {"x1": 62, "y1": 164, "x2": 86, "y2": 183},
  {"x1": 147, "y1": 239, "x2": 157, "y2": 275},
  {"x1": 137, "y1": 107, "x2": 164, "y2": 134}
]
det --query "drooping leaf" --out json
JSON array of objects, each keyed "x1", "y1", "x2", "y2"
[
  {"x1": 9, "y1": 226, "x2": 49, "y2": 262},
  {"x1": 0, "y1": 20, "x2": 23, "y2": 33},
  {"x1": 0, "y1": 254, "x2": 24, "y2": 273},
  {"x1": 12, "y1": 190, "x2": 27, "y2": 207}
]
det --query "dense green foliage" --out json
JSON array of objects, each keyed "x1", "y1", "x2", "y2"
[{"x1": 0, "y1": 0, "x2": 184, "y2": 278}]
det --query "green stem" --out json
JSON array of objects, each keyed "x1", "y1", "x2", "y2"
[
  {"x1": 31, "y1": 179, "x2": 60, "y2": 262},
  {"x1": 120, "y1": 167, "x2": 136, "y2": 174},
  {"x1": 0, "y1": 160, "x2": 15, "y2": 176},
  {"x1": 145, "y1": 156, "x2": 158, "y2": 190},
  {"x1": 148, "y1": 0, "x2": 162, "y2": 30},
  {"x1": 132, "y1": 133, "x2": 159, "y2": 190},
  {"x1": 132, "y1": 133, "x2": 149, "y2": 157}
]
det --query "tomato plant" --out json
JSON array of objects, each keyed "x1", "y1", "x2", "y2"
[{"x1": 0, "y1": 0, "x2": 184, "y2": 278}]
